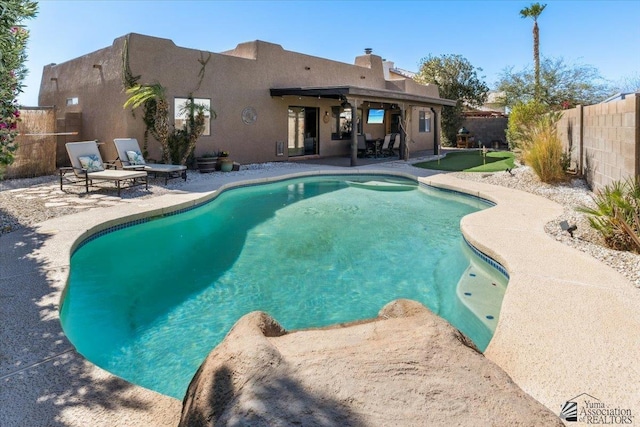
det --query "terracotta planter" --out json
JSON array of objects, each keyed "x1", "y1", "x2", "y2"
[{"x1": 196, "y1": 157, "x2": 218, "y2": 173}]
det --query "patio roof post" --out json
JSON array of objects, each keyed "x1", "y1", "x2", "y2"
[
  {"x1": 348, "y1": 98, "x2": 359, "y2": 166},
  {"x1": 430, "y1": 107, "x2": 439, "y2": 156},
  {"x1": 399, "y1": 103, "x2": 407, "y2": 160}
]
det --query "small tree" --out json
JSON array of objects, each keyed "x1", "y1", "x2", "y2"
[
  {"x1": 496, "y1": 57, "x2": 612, "y2": 109},
  {"x1": 0, "y1": 0, "x2": 37, "y2": 168},
  {"x1": 614, "y1": 72, "x2": 640, "y2": 94},
  {"x1": 414, "y1": 54, "x2": 489, "y2": 146}
]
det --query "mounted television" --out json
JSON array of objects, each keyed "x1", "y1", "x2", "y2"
[{"x1": 367, "y1": 109, "x2": 384, "y2": 124}]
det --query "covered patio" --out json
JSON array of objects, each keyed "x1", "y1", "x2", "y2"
[{"x1": 270, "y1": 85, "x2": 457, "y2": 166}]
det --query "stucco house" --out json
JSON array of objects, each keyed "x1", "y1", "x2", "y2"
[{"x1": 38, "y1": 33, "x2": 455, "y2": 166}]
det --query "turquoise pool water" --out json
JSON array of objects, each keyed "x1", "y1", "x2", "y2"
[{"x1": 60, "y1": 174, "x2": 500, "y2": 399}]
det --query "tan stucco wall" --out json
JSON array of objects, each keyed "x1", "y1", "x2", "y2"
[
  {"x1": 556, "y1": 95, "x2": 639, "y2": 190},
  {"x1": 39, "y1": 33, "x2": 447, "y2": 165},
  {"x1": 406, "y1": 106, "x2": 437, "y2": 151}
]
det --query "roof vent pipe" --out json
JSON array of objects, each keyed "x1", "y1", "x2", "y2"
[{"x1": 364, "y1": 48, "x2": 373, "y2": 54}]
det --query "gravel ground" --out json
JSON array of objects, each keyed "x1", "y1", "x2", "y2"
[
  {"x1": 2, "y1": 161, "x2": 639, "y2": 288},
  {"x1": 0, "y1": 162, "x2": 308, "y2": 235}
]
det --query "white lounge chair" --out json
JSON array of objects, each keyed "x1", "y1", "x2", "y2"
[
  {"x1": 113, "y1": 138, "x2": 187, "y2": 184},
  {"x1": 60, "y1": 141, "x2": 147, "y2": 196}
]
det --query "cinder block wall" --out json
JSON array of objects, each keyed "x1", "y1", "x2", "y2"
[
  {"x1": 557, "y1": 94, "x2": 639, "y2": 191},
  {"x1": 555, "y1": 106, "x2": 582, "y2": 171},
  {"x1": 461, "y1": 116, "x2": 508, "y2": 147}
]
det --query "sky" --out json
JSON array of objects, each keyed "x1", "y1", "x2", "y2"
[{"x1": 17, "y1": 0, "x2": 640, "y2": 106}]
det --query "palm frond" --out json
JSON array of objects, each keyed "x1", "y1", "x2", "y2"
[{"x1": 123, "y1": 83, "x2": 165, "y2": 109}]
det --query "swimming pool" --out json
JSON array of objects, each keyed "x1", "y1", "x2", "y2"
[{"x1": 60, "y1": 174, "x2": 506, "y2": 399}]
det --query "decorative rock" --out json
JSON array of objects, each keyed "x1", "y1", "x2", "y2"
[{"x1": 179, "y1": 300, "x2": 563, "y2": 427}]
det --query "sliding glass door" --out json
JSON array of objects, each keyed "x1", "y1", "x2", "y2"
[{"x1": 288, "y1": 107, "x2": 318, "y2": 157}]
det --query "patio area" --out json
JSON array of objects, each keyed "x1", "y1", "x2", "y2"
[{"x1": 1, "y1": 156, "x2": 639, "y2": 425}]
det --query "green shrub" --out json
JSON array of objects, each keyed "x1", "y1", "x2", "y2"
[
  {"x1": 577, "y1": 177, "x2": 640, "y2": 252},
  {"x1": 522, "y1": 112, "x2": 567, "y2": 183},
  {"x1": 506, "y1": 101, "x2": 548, "y2": 151}
]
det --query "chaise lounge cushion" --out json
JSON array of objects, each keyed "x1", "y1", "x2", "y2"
[
  {"x1": 62, "y1": 141, "x2": 148, "y2": 196},
  {"x1": 78, "y1": 155, "x2": 105, "y2": 172},
  {"x1": 114, "y1": 138, "x2": 187, "y2": 184},
  {"x1": 126, "y1": 150, "x2": 146, "y2": 165}
]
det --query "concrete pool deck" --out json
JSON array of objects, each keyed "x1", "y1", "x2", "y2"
[{"x1": 1, "y1": 160, "x2": 639, "y2": 425}]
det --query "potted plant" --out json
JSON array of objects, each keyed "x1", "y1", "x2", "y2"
[
  {"x1": 196, "y1": 152, "x2": 218, "y2": 173},
  {"x1": 218, "y1": 151, "x2": 234, "y2": 172}
]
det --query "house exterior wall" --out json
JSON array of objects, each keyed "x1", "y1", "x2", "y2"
[
  {"x1": 556, "y1": 95, "x2": 639, "y2": 190},
  {"x1": 39, "y1": 33, "x2": 446, "y2": 165}
]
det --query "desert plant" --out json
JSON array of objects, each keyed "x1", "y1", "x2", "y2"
[
  {"x1": 124, "y1": 83, "x2": 170, "y2": 163},
  {"x1": 166, "y1": 97, "x2": 215, "y2": 166},
  {"x1": 521, "y1": 111, "x2": 567, "y2": 183},
  {"x1": 578, "y1": 177, "x2": 640, "y2": 252},
  {"x1": 506, "y1": 100, "x2": 549, "y2": 150},
  {"x1": 177, "y1": 97, "x2": 214, "y2": 165}
]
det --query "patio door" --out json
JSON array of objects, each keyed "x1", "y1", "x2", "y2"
[{"x1": 288, "y1": 107, "x2": 318, "y2": 157}]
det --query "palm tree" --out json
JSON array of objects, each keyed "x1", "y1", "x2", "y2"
[
  {"x1": 124, "y1": 83, "x2": 170, "y2": 163},
  {"x1": 520, "y1": 2, "x2": 547, "y2": 102}
]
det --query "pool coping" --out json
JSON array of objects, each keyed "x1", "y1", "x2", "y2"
[
  {"x1": 421, "y1": 174, "x2": 640, "y2": 420},
  {"x1": 2, "y1": 164, "x2": 639, "y2": 425}
]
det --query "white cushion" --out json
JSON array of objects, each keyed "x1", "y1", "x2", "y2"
[
  {"x1": 126, "y1": 150, "x2": 146, "y2": 165},
  {"x1": 78, "y1": 155, "x2": 104, "y2": 172}
]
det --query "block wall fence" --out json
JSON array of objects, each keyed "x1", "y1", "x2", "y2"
[
  {"x1": 460, "y1": 116, "x2": 509, "y2": 148},
  {"x1": 556, "y1": 94, "x2": 639, "y2": 191}
]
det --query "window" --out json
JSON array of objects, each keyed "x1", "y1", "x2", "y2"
[
  {"x1": 419, "y1": 111, "x2": 431, "y2": 133},
  {"x1": 66, "y1": 97, "x2": 79, "y2": 106},
  {"x1": 174, "y1": 97, "x2": 211, "y2": 136}
]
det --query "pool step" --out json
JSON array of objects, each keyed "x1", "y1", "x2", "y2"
[
  {"x1": 345, "y1": 180, "x2": 417, "y2": 191},
  {"x1": 456, "y1": 260, "x2": 508, "y2": 332}
]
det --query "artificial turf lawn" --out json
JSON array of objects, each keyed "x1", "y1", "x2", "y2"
[{"x1": 414, "y1": 150, "x2": 516, "y2": 172}]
